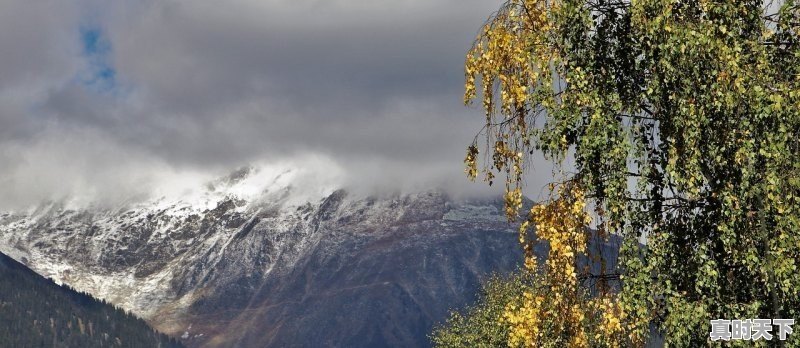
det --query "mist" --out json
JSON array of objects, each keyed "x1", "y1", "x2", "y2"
[{"x1": 0, "y1": 0, "x2": 572, "y2": 210}]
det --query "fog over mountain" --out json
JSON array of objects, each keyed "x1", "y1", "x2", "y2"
[{"x1": 0, "y1": 0, "x2": 576, "y2": 210}]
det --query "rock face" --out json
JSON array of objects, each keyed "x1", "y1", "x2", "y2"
[{"x1": 0, "y1": 166, "x2": 523, "y2": 347}]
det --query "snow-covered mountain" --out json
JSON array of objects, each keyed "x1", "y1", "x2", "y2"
[{"x1": 0, "y1": 164, "x2": 523, "y2": 347}]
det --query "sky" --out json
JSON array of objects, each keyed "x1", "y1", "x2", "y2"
[{"x1": 0, "y1": 0, "x2": 566, "y2": 209}]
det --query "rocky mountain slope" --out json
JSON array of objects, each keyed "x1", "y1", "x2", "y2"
[{"x1": 0, "y1": 165, "x2": 526, "y2": 347}]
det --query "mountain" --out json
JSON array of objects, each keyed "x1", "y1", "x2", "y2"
[
  {"x1": 0, "y1": 250, "x2": 183, "y2": 347},
  {"x1": 0, "y1": 165, "x2": 528, "y2": 347}
]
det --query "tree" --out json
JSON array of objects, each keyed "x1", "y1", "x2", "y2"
[
  {"x1": 459, "y1": 0, "x2": 800, "y2": 346},
  {"x1": 431, "y1": 272, "x2": 528, "y2": 348}
]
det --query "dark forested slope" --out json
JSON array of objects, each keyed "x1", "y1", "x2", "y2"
[{"x1": 0, "y1": 252, "x2": 183, "y2": 348}]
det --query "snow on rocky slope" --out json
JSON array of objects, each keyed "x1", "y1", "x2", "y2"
[{"x1": 0, "y1": 164, "x2": 523, "y2": 347}]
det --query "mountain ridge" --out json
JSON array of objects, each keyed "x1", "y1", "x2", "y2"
[
  {"x1": 0, "y1": 165, "x2": 623, "y2": 347},
  {"x1": 0, "y1": 165, "x2": 529, "y2": 347}
]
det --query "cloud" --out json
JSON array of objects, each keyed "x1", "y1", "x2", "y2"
[{"x1": 0, "y1": 0, "x2": 564, "y2": 209}]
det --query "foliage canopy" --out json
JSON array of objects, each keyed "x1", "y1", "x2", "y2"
[{"x1": 458, "y1": 0, "x2": 800, "y2": 346}]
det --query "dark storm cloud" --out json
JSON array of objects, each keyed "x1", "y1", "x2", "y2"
[
  {"x1": 0, "y1": 1, "x2": 80, "y2": 140},
  {"x1": 97, "y1": 0, "x2": 501, "y2": 163},
  {"x1": 1, "y1": 0, "x2": 563, "y2": 208}
]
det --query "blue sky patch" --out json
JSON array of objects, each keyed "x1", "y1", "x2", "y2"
[{"x1": 78, "y1": 26, "x2": 117, "y2": 93}]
